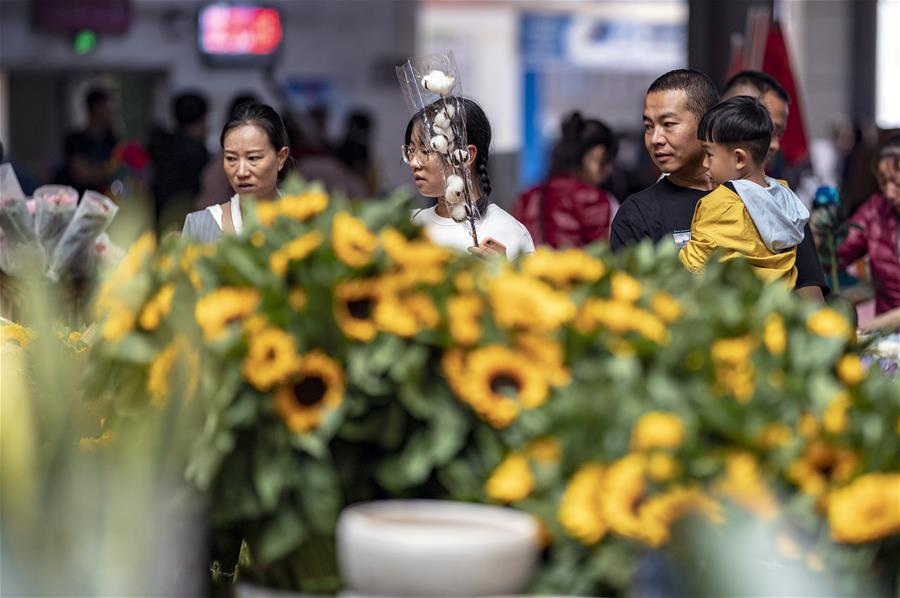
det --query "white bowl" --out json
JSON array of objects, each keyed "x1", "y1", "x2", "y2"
[{"x1": 336, "y1": 500, "x2": 540, "y2": 597}]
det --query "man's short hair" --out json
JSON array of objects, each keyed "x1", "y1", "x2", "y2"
[
  {"x1": 724, "y1": 70, "x2": 791, "y2": 105},
  {"x1": 647, "y1": 69, "x2": 720, "y2": 122},
  {"x1": 172, "y1": 92, "x2": 209, "y2": 128},
  {"x1": 85, "y1": 87, "x2": 111, "y2": 114},
  {"x1": 698, "y1": 96, "x2": 773, "y2": 165}
]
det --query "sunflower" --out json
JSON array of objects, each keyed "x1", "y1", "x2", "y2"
[
  {"x1": 827, "y1": 473, "x2": 900, "y2": 544},
  {"x1": 651, "y1": 292, "x2": 683, "y2": 323},
  {"x1": 485, "y1": 453, "x2": 534, "y2": 503},
  {"x1": 515, "y1": 333, "x2": 570, "y2": 386},
  {"x1": 647, "y1": 452, "x2": 681, "y2": 482},
  {"x1": 277, "y1": 190, "x2": 329, "y2": 222},
  {"x1": 453, "y1": 270, "x2": 477, "y2": 293},
  {"x1": 447, "y1": 294, "x2": 483, "y2": 346},
  {"x1": 195, "y1": 288, "x2": 260, "y2": 341},
  {"x1": 806, "y1": 307, "x2": 852, "y2": 339},
  {"x1": 334, "y1": 278, "x2": 382, "y2": 341},
  {"x1": 521, "y1": 248, "x2": 605, "y2": 288},
  {"x1": 610, "y1": 271, "x2": 642, "y2": 303},
  {"x1": 835, "y1": 354, "x2": 866, "y2": 385},
  {"x1": 639, "y1": 486, "x2": 722, "y2": 547},
  {"x1": 273, "y1": 350, "x2": 344, "y2": 434},
  {"x1": 601, "y1": 453, "x2": 649, "y2": 542},
  {"x1": 242, "y1": 326, "x2": 301, "y2": 391},
  {"x1": 270, "y1": 231, "x2": 323, "y2": 277},
  {"x1": 787, "y1": 440, "x2": 859, "y2": 505},
  {"x1": 1, "y1": 322, "x2": 34, "y2": 347},
  {"x1": 576, "y1": 298, "x2": 636, "y2": 335},
  {"x1": 631, "y1": 309, "x2": 669, "y2": 344},
  {"x1": 757, "y1": 422, "x2": 792, "y2": 448},
  {"x1": 139, "y1": 283, "x2": 175, "y2": 331},
  {"x1": 711, "y1": 336, "x2": 757, "y2": 403},
  {"x1": 289, "y1": 288, "x2": 307, "y2": 311},
  {"x1": 332, "y1": 212, "x2": 377, "y2": 268},
  {"x1": 713, "y1": 452, "x2": 779, "y2": 521},
  {"x1": 448, "y1": 345, "x2": 549, "y2": 428},
  {"x1": 526, "y1": 437, "x2": 562, "y2": 464},
  {"x1": 763, "y1": 313, "x2": 787, "y2": 355},
  {"x1": 488, "y1": 271, "x2": 576, "y2": 333},
  {"x1": 631, "y1": 412, "x2": 685, "y2": 451},
  {"x1": 558, "y1": 463, "x2": 608, "y2": 545},
  {"x1": 255, "y1": 200, "x2": 281, "y2": 226},
  {"x1": 147, "y1": 336, "x2": 198, "y2": 408},
  {"x1": 148, "y1": 338, "x2": 180, "y2": 408},
  {"x1": 380, "y1": 228, "x2": 451, "y2": 285},
  {"x1": 102, "y1": 300, "x2": 136, "y2": 342},
  {"x1": 823, "y1": 391, "x2": 850, "y2": 434},
  {"x1": 374, "y1": 291, "x2": 440, "y2": 338},
  {"x1": 78, "y1": 430, "x2": 116, "y2": 452}
]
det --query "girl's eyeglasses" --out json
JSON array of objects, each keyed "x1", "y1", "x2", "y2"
[{"x1": 401, "y1": 145, "x2": 434, "y2": 165}]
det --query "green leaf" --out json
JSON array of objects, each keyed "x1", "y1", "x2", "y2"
[
  {"x1": 376, "y1": 430, "x2": 434, "y2": 491},
  {"x1": 223, "y1": 391, "x2": 259, "y2": 427},
  {"x1": 103, "y1": 334, "x2": 157, "y2": 364},
  {"x1": 297, "y1": 459, "x2": 341, "y2": 533},
  {"x1": 254, "y1": 452, "x2": 286, "y2": 511},
  {"x1": 257, "y1": 508, "x2": 307, "y2": 563},
  {"x1": 428, "y1": 395, "x2": 467, "y2": 465}
]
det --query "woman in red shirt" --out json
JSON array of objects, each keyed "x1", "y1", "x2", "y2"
[{"x1": 513, "y1": 113, "x2": 617, "y2": 248}]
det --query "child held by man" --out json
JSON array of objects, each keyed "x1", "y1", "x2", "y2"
[{"x1": 679, "y1": 96, "x2": 809, "y2": 286}]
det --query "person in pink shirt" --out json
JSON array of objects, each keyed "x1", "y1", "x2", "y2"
[{"x1": 837, "y1": 136, "x2": 900, "y2": 316}]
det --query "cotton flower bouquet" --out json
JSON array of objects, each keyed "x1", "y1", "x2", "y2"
[{"x1": 82, "y1": 175, "x2": 899, "y2": 596}]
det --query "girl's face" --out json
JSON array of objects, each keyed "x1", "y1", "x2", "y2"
[
  {"x1": 581, "y1": 145, "x2": 613, "y2": 187},
  {"x1": 403, "y1": 122, "x2": 446, "y2": 198},
  {"x1": 876, "y1": 156, "x2": 900, "y2": 211},
  {"x1": 223, "y1": 124, "x2": 288, "y2": 200}
]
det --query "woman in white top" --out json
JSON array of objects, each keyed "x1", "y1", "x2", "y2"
[
  {"x1": 182, "y1": 103, "x2": 290, "y2": 242},
  {"x1": 404, "y1": 97, "x2": 534, "y2": 259}
]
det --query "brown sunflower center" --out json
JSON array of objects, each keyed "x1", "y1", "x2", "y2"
[
  {"x1": 292, "y1": 376, "x2": 327, "y2": 407},
  {"x1": 347, "y1": 297, "x2": 374, "y2": 320},
  {"x1": 490, "y1": 372, "x2": 522, "y2": 397}
]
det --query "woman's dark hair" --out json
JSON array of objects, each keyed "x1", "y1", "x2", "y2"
[
  {"x1": 220, "y1": 102, "x2": 292, "y2": 181},
  {"x1": 404, "y1": 96, "x2": 492, "y2": 217},
  {"x1": 698, "y1": 96, "x2": 773, "y2": 165},
  {"x1": 549, "y1": 112, "x2": 618, "y2": 177}
]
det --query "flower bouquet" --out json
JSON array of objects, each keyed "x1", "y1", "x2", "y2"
[
  {"x1": 34, "y1": 184, "x2": 79, "y2": 262},
  {"x1": 81, "y1": 175, "x2": 900, "y2": 596}
]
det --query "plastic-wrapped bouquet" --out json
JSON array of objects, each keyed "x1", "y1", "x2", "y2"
[
  {"x1": 47, "y1": 190, "x2": 118, "y2": 282},
  {"x1": 34, "y1": 185, "x2": 79, "y2": 261},
  {"x1": 0, "y1": 165, "x2": 118, "y2": 282}
]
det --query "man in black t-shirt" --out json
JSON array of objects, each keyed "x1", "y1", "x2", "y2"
[
  {"x1": 56, "y1": 87, "x2": 118, "y2": 195},
  {"x1": 610, "y1": 69, "x2": 828, "y2": 300}
]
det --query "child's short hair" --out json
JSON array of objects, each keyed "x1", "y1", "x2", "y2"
[
  {"x1": 875, "y1": 134, "x2": 900, "y2": 167},
  {"x1": 697, "y1": 96, "x2": 773, "y2": 165}
]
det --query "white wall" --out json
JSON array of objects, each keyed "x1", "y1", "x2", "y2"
[{"x1": 0, "y1": 0, "x2": 417, "y2": 190}]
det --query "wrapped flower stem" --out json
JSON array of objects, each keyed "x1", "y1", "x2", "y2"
[
  {"x1": 34, "y1": 185, "x2": 78, "y2": 262},
  {"x1": 47, "y1": 190, "x2": 118, "y2": 282},
  {"x1": 0, "y1": 164, "x2": 36, "y2": 245}
]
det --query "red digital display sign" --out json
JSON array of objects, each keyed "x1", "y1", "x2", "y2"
[{"x1": 199, "y1": 4, "x2": 283, "y2": 56}]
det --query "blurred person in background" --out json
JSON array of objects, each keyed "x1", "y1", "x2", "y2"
[
  {"x1": 513, "y1": 112, "x2": 617, "y2": 247},
  {"x1": 55, "y1": 86, "x2": 118, "y2": 194},
  {"x1": 722, "y1": 70, "x2": 790, "y2": 171},
  {"x1": 286, "y1": 104, "x2": 367, "y2": 199},
  {"x1": 611, "y1": 68, "x2": 828, "y2": 301},
  {"x1": 182, "y1": 103, "x2": 289, "y2": 242},
  {"x1": 836, "y1": 136, "x2": 900, "y2": 322},
  {"x1": 148, "y1": 91, "x2": 210, "y2": 233},
  {"x1": 405, "y1": 97, "x2": 534, "y2": 259},
  {"x1": 197, "y1": 92, "x2": 258, "y2": 210},
  {"x1": 336, "y1": 109, "x2": 378, "y2": 196}
]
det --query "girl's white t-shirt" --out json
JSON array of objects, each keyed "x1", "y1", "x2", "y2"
[
  {"x1": 412, "y1": 203, "x2": 535, "y2": 258},
  {"x1": 205, "y1": 194, "x2": 244, "y2": 234}
]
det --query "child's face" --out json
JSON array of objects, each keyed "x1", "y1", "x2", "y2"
[
  {"x1": 876, "y1": 157, "x2": 900, "y2": 211},
  {"x1": 701, "y1": 141, "x2": 742, "y2": 186}
]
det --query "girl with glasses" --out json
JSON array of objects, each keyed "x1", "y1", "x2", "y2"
[{"x1": 403, "y1": 97, "x2": 534, "y2": 259}]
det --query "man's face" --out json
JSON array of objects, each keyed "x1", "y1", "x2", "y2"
[
  {"x1": 642, "y1": 89, "x2": 704, "y2": 176},
  {"x1": 760, "y1": 91, "x2": 789, "y2": 160},
  {"x1": 724, "y1": 84, "x2": 788, "y2": 164}
]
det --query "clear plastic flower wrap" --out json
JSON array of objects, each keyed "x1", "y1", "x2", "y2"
[
  {"x1": 397, "y1": 52, "x2": 479, "y2": 245},
  {"x1": 47, "y1": 190, "x2": 118, "y2": 282},
  {"x1": 34, "y1": 184, "x2": 78, "y2": 262},
  {"x1": 0, "y1": 163, "x2": 36, "y2": 245}
]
